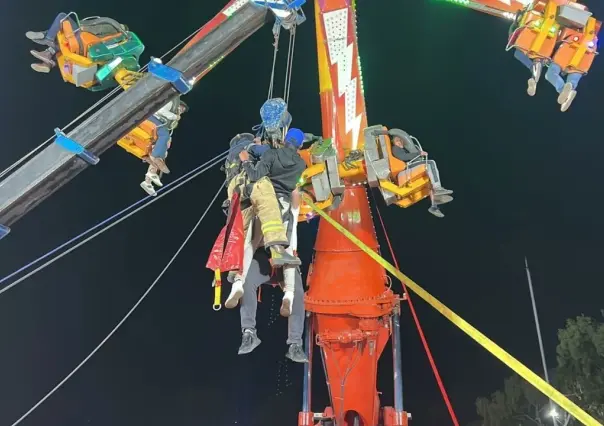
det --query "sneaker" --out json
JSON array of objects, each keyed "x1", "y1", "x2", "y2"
[
  {"x1": 26, "y1": 31, "x2": 45, "y2": 40},
  {"x1": 146, "y1": 172, "x2": 163, "y2": 187},
  {"x1": 433, "y1": 194, "x2": 454, "y2": 205},
  {"x1": 527, "y1": 77, "x2": 537, "y2": 97},
  {"x1": 557, "y1": 82, "x2": 573, "y2": 105},
  {"x1": 433, "y1": 188, "x2": 453, "y2": 197},
  {"x1": 31, "y1": 63, "x2": 51, "y2": 73},
  {"x1": 225, "y1": 280, "x2": 244, "y2": 309},
  {"x1": 140, "y1": 181, "x2": 157, "y2": 196},
  {"x1": 560, "y1": 90, "x2": 577, "y2": 112},
  {"x1": 30, "y1": 49, "x2": 55, "y2": 66},
  {"x1": 149, "y1": 156, "x2": 170, "y2": 174},
  {"x1": 269, "y1": 245, "x2": 301, "y2": 267},
  {"x1": 280, "y1": 291, "x2": 294, "y2": 317},
  {"x1": 428, "y1": 206, "x2": 444, "y2": 218},
  {"x1": 286, "y1": 343, "x2": 309, "y2": 363},
  {"x1": 238, "y1": 329, "x2": 261, "y2": 355}
]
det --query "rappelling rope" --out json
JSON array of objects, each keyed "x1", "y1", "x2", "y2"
[
  {"x1": 302, "y1": 194, "x2": 602, "y2": 426},
  {"x1": 0, "y1": 150, "x2": 228, "y2": 296},
  {"x1": 0, "y1": 23, "x2": 212, "y2": 181},
  {"x1": 8, "y1": 181, "x2": 225, "y2": 426},
  {"x1": 283, "y1": 26, "x2": 297, "y2": 105},
  {"x1": 370, "y1": 191, "x2": 460, "y2": 426}
]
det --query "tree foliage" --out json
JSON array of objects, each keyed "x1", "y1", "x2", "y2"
[{"x1": 474, "y1": 315, "x2": 604, "y2": 426}]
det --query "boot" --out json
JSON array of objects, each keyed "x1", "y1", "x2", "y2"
[
  {"x1": 286, "y1": 343, "x2": 309, "y2": 363},
  {"x1": 149, "y1": 156, "x2": 170, "y2": 174},
  {"x1": 30, "y1": 49, "x2": 55, "y2": 66},
  {"x1": 225, "y1": 280, "x2": 244, "y2": 309},
  {"x1": 238, "y1": 329, "x2": 261, "y2": 355},
  {"x1": 428, "y1": 206, "x2": 444, "y2": 218},
  {"x1": 140, "y1": 181, "x2": 157, "y2": 196},
  {"x1": 280, "y1": 290, "x2": 294, "y2": 317},
  {"x1": 31, "y1": 63, "x2": 51, "y2": 73},
  {"x1": 269, "y1": 245, "x2": 301, "y2": 267}
]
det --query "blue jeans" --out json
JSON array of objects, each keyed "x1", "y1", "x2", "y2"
[
  {"x1": 545, "y1": 63, "x2": 582, "y2": 93},
  {"x1": 514, "y1": 48, "x2": 535, "y2": 70},
  {"x1": 149, "y1": 117, "x2": 170, "y2": 159}
]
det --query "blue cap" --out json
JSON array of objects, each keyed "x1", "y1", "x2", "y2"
[{"x1": 284, "y1": 128, "x2": 304, "y2": 148}]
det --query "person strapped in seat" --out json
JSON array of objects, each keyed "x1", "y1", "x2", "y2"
[
  {"x1": 389, "y1": 129, "x2": 453, "y2": 218},
  {"x1": 26, "y1": 13, "x2": 133, "y2": 73}
]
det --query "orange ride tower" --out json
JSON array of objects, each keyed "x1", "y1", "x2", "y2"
[{"x1": 300, "y1": 1, "x2": 407, "y2": 426}]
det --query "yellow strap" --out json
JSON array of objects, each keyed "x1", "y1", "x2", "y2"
[
  {"x1": 530, "y1": 1, "x2": 558, "y2": 53},
  {"x1": 570, "y1": 17, "x2": 596, "y2": 69},
  {"x1": 302, "y1": 194, "x2": 601, "y2": 426},
  {"x1": 213, "y1": 269, "x2": 222, "y2": 311}
]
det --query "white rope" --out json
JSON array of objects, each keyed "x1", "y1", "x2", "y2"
[
  {"x1": 0, "y1": 151, "x2": 227, "y2": 297},
  {"x1": 0, "y1": 23, "x2": 208, "y2": 181},
  {"x1": 9, "y1": 180, "x2": 226, "y2": 426}
]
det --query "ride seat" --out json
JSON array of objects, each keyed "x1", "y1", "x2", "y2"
[
  {"x1": 117, "y1": 119, "x2": 158, "y2": 160},
  {"x1": 508, "y1": 0, "x2": 559, "y2": 60},
  {"x1": 552, "y1": 18, "x2": 600, "y2": 73}
]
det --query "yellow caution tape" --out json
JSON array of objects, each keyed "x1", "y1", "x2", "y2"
[
  {"x1": 213, "y1": 269, "x2": 222, "y2": 311},
  {"x1": 303, "y1": 195, "x2": 602, "y2": 426}
]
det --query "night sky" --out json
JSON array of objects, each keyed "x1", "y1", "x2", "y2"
[{"x1": 0, "y1": 0, "x2": 603, "y2": 425}]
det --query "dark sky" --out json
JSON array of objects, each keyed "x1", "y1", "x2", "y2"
[{"x1": 0, "y1": 0, "x2": 603, "y2": 425}]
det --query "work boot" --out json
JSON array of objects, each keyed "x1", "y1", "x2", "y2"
[
  {"x1": 527, "y1": 77, "x2": 537, "y2": 96},
  {"x1": 428, "y1": 206, "x2": 444, "y2": 218},
  {"x1": 140, "y1": 181, "x2": 157, "y2": 196},
  {"x1": 269, "y1": 245, "x2": 301, "y2": 267},
  {"x1": 433, "y1": 194, "x2": 454, "y2": 205},
  {"x1": 146, "y1": 172, "x2": 162, "y2": 187},
  {"x1": 433, "y1": 187, "x2": 453, "y2": 197},
  {"x1": 149, "y1": 156, "x2": 170, "y2": 174},
  {"x1": 225, "y1": 280, "x2": 244, "y2": 309},
  {"x1": 238, "y1": 329, "x2": 261, "y2": 355},
  {"x1": 280, "y1": 290, "x2": 294, "y2": 317},
  {"x1": 31, "y1": 63, "x2": 51, "y2": 73},
  {"x1": 30, "y1": 49, "x2": 55, "y2": 66},
  {"x1": 286, "y1": 343, "x2": 308, "y2": 363}
]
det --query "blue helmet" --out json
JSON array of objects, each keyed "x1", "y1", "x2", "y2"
[{"x1": 284, "y1": 128, "x2": 304, "y2": 148}]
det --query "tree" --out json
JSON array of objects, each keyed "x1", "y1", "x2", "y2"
[
  {"x1": 475, "y1": 315, "x2": 604, "y2": 426},
  {"x1": 555, "y1": 315, "x2": 604, "y2": 421}
]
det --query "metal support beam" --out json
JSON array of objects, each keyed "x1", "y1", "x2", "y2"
[
  {"x1": 0, "y1": 1, "x2": 269, "y2": 229},
  {"x1": 392, "y1": 311, "x2": 404, "y2": 413}
]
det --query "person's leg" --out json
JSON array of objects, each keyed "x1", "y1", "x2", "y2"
[
  {"x1": 250, "y1": 178, "x2": 300, "y2": 266},
  {"x1": 514, "y1": 49, "x2": 540, "y2": 96},
  {"x1": 225, "y1": 211, "x2": 257, "y2": 309},
  {"x1": 285, "y1": 270, "x2": 308, "y2": 363},
  {"x1": 146, "y1": 164, "x2": 162, "y2": 187},
  {"x1": 426, "y1": 160, "x2": 453, "y2": 200},
  {"x1": 280, "y1": 195, "x2": 298, "y2": 316},
  {"x1": 27, "y1": 13, "x2": 67, "y2": 43},
  {"x1": 545, "y1": 62, "x2": 566, "y2": 94},
  {"x1": 238, "y1": 257, "x2": 266, "y2": 355},
  {"x1": 149, "y1": 118, "x2": 171, "y2": 174},
  {"x1": 559, "y1": 72, "x2": 582, "y2": 112}
]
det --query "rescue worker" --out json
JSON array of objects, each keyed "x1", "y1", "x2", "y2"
[
  {"x1": 389, "y1": 129, "x2": 453, "y2": 218},
  {"x1": 140, "y1": 99, "x2": 187, "y2": 196},
  {"x1": 26, "y1": 14, "x2": 129, "y2": 73},
  {"x1": 236, "y1": 246, "x2": 308, "y2": 363}
]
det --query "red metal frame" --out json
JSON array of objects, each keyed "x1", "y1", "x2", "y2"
[{"x1": 302, "y1": 1, "x2": 405, "y2": 425}]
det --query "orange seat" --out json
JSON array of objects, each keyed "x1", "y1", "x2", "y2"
[
  {"x1": 509, "y1": 1, "x2": 559, "y2": 60},
  {"x1": 552, "y1": 18, "x2": 600, "y2": 74},
  {"x1": 116, "y1": 119, "x2": 158, "y2": 160}
]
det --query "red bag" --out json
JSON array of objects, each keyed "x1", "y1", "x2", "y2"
[{"x1": 206, "y1": 192, "x2": 245, "y2": 272}]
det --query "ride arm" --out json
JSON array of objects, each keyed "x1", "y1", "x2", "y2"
[
  {"x1": 0, "y1": 1, "x2": 270, "y2": 229},
  {"x1": 447, "y1": 0, "x2": 529, "y2": 19}
]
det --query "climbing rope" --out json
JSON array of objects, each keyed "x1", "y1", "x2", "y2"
[
  {"x1": 283, "y1": 26, "x2": 297, "y2": 105},
  {"x1": 302, "y1": 194, "x2": 601, "y2": 426},
  {"x1": 8, "y1": 181, "x2": 225, "y2": 426},
  {"x1": 370, "y1": 191, "x2": 460, "y2": 426},
  {"x1": 0, "y1": 150, "x2": 228, "y2": 296},
  {"x1": 0, "y1": 23, "x2": 213, "y2": 182}
]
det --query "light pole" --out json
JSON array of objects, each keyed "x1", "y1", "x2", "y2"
[{"x1": 524, "y1": 257, "x2": 557, "y2": 425}]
